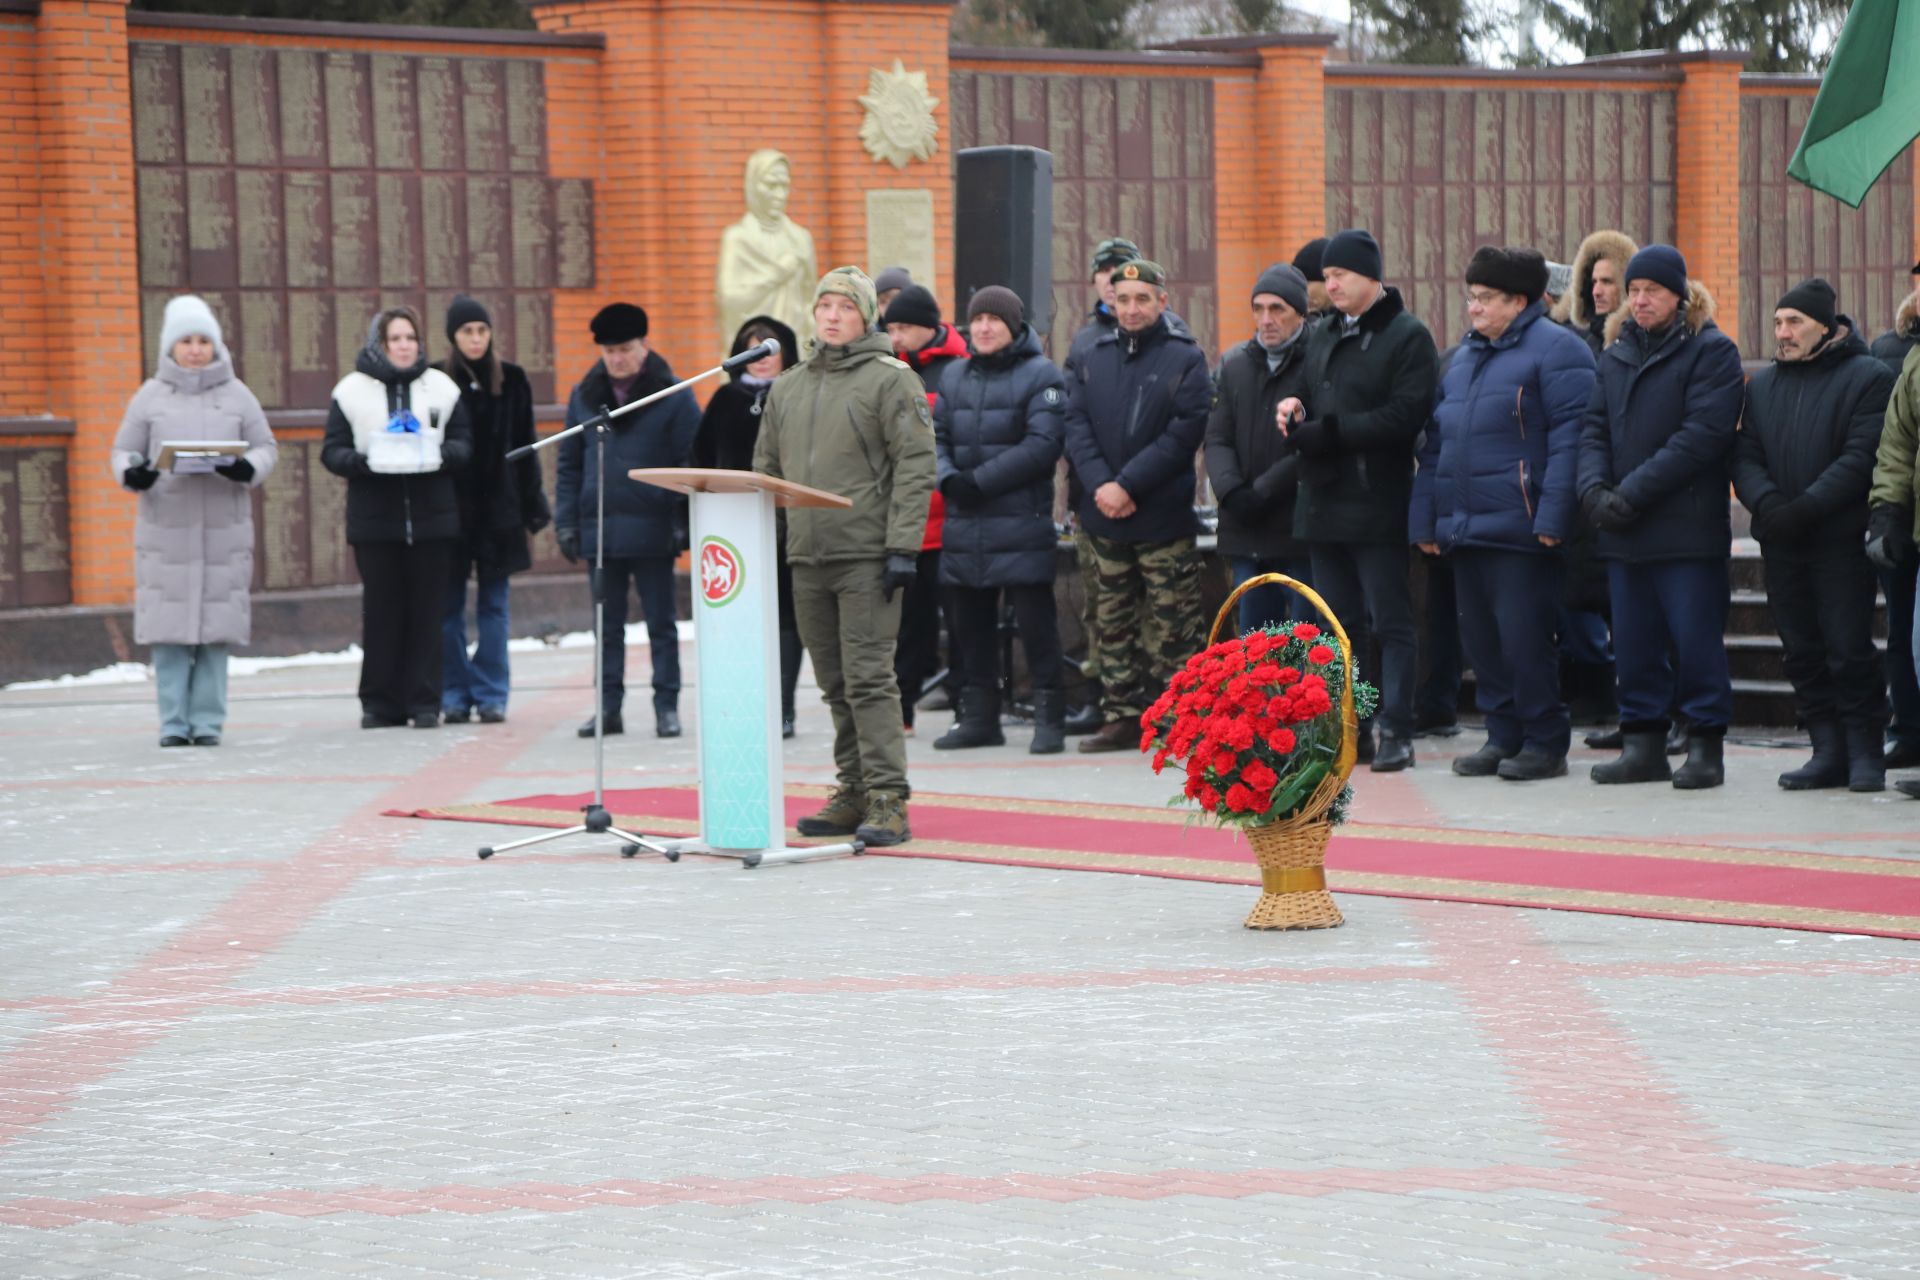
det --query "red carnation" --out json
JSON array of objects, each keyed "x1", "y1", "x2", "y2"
[
  {"x1": 1196, "y1": 784, "x2": 1220, "y2": 809},
  {"x1": 1242, "y1": 760, "x2": 1278, "y2": 791},
  {"x1": 1221, "y1": 719, "x2": 1257, "y2": 751},
  {"x1": 1151, "y1": 749, "x2": 1169, "y2": 774},
  {"x1": 1308, "y1": 644, "x2": 1335, "y2": 665},
  {"x1": 1291, "y1": 623, "x2": 1321, "y2": 641},
  {"x1": 1275, "y1": 666, "x2": 1301, "y2": 686},
  {"x1": 1266, "y1": 727, "x2": 1298, "y2": 754},
  {"x1": 1212, "y1": 748, "x2": 1237, "y2": 775},
  {"x1": 1225, "y1": 783, "x2": 1254, "y2": 813}
]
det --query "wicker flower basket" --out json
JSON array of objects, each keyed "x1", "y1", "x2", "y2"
[{"x1": 1207, "y1": 574, "x2": 1358, "y2": 931}]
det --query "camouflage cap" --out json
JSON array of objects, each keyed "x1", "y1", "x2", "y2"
[
  {"x1": 1089, "y1": 237, "x2": 1142, "y2": 277},
  {"x1": 812, "y1": 265, "x2": 878, "y2": 326},
  {"x1": 1111, "y1": 258, "x2": 1168, "y2": 289}
]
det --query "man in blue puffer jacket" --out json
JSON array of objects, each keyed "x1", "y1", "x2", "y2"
[
  {"x1": 1412, "y1": 247, "x2": 1595, "y2": 781},
  {"x1": 1576, "y1": 245, "x2": 1746, "y2": 790}
]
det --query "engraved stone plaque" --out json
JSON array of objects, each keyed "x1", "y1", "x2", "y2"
[
  {"x1": 324, "y1": 52, "x2": 371, "y2": 169},
  {"x1": 334, "y1": 290, "x2": 378, "y2": 375},
  {"x1": 371, "y1": 55, "x2": 418, "y2": 171},
  {"x1": 283, "y1": 172, "x2": 330, "y2": 289},
  {"x1": 0, "y1": 457, "x2": 15, "y2": 606},
  {"x1": 238, "y1": 292, "x2": 286, "y2": 408},
  {"x1": 513, "y1": 293, "x2": 554, "y2": 401},
  {"x1": 287, "y1": 292, "x2": 336, "y2": 408},
  {"x1": 255, "y1": 443, "x2": 308, "y2": 590},
  {"x1": 416, "y1": 57, "x2": 461, "y2": 172},
  {"x1": 461, "y1": 60, "x2": 506, "y2": 172},
  {"x1": 236, "y1": 170, "x2": 283, "y2": 288},
  {"x1": 18, "y1": 449, "x2": 70, "y2": 590},
  {"x1": 330, "y1": 172, "x2": 375, "y2": 289},
  {"x1": 511, "y1": 177, "x2": 553, "y2": 288},
  {"x1": 865, "y1": 189, "x2": 936, "y2": 296},
  {"x1": 307, "y1": 442, "x2": 353, "y2": 586},
  {"x1": 377, "y1": 173, "x2": 423, "y2": 288},
  {"x1": 422, "y1": 174, "x2": 467, "y2": 290},
  {"x1": 278, "y1": 50, "x2": 325, "y2": 166},
  {"x1": 555, "y1": 178, "x2": 594, "y2": 288},
  {"x1": 505, "y1": 60, "x2": 546, "y2": 173},
  {"x1": 137, "y1": 168, "x2": 186, "y2": 288},
  {"x1": 466, "y1": 176, "x2": 510, "y2": 289},
  {"x1": 187, "y1": 169, "x2": 238, "y2": 290},
  {"x1": 181, "y1": 45, "x2": 233, "y2": 167},
  {"x1": 131, "y1": 44, "x2": 182, "y2": 166},
  {"x1": 229, "y1": 46, "x2": 280, "y2": 167}
]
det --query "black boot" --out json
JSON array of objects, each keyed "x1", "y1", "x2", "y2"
[
  {"x1": 1592, "y1": 724, "x2": 1673, "y2": 784},
  {"x1": 1778, "y1": 721, "x2": 1847, "y2": 791},
  {"x1": 1845, "y1": 722, "x2": 1886, "y2": 793},
  {"x1": 933, "y1": 688, "x2": 1005, "y2": 750},
  {"x1": 1672, "y1": 730, "x2": 1725, "y2": 790},
  {"x1": 1029, "y1": 689, "x2": 1066, "y2": 755},
  {"x1": 1064, "y1": 702, "x2": 1104, "y2": 735},
  {"x1": 1665, "y1": 717, "x2": 1689, "y2": 755},
  {"x1": 1584, "y1": 725, "x2": 1623, "y2": 750}
]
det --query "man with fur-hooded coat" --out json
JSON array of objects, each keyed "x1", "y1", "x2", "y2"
[
  {"x1": 1576, "y1": 245, "x2": 1744, "y2": 791},
  {"x1": 1554, "y1": 230, "x2": 1637, "y2": 358}
]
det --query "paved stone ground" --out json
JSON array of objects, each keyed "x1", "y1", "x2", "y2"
[{"x1": 4, "y1": 638, "x2": 1919, "y2": 1278}]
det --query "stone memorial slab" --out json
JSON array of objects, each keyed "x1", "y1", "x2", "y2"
[
  {"x1": 229, "y1": 46, "x2": 280, "y2": 167},
  {"x1": 511, "y1": 176, "x2": 553, "y2": 288},
  {"x1": 555, "y1": 178, "x2": 594, "y2": 288},
  {"x1": 236, "y1": 170, "x2": 283, "y2": 288},
  {"x1": 254, "y1": 444, "x2": 308, "y2": 590},
  {"x1": 416, "y1": 57, "x2": 462, "y2": 172},
  {"x1": 137, "y1": 168, "x2": 186, "y2": 288},
  {"x1": 131, "y1": 43, "x2": 181, "y2": 166},
  {"x1": 865, "y1": 189, "x2": 936, "y2": 297},
  {"x1": 377, "y1": 173, "x2": 423, "y2": 288},
  {"x1": 181, "y1": 45, "x2": 232, "y2": 167},
  {"x1": 461, "y1": 60, "x2": 506, "y2": 172},
  {"x1": 329, "y1": 172, "x2": 375, "y2": 289},
  {"x1": 324, "y1": 52, "x2": 371, "y2": 170},
  {"x1": 238, "y1": 292, "x2": 286, "y2": 408},
  {"x1": 506, "y1": 60, "x2": 546, "y2": 174},
  {"x1": 422, "y1": 174, "x2": 467, "y2": 290},
  {"x1": 283, "y1": 172, "x2": 330, "y2": 289},
  {"x1": 466, "y1": 176, "x2": 510, "y2": 290},
  {"x1": 277, "y1": 50, "x2": 325, "y2": 166},
  {"x1": 15, "y1": 448, "x2": 70, "y2": 604},
  {"x1": 287, "y1": 292, "x2": 335, "y2": 409},
  {"x1": 187, "y1": 169, "x2": 238, "y2": 290},
  {"x1": 306, "y1": 442, "x2": 353, "y2": 587},
  {"x1": 371, "y1": 54, "x2": 418, "y2": 171}
]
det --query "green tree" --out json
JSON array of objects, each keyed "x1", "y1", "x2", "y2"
[
  {"x1": 1539, "y1": 0, "x2": 1846, "y2": 72},
  {"x1": 1227, "y1": 0, "x2": 1285, "y2": 33},
  {"x1": 1354, "y1": 0, "x2": 1482, "y2": 64},
  {"x1": 130, "y1": 0, "x2": 534, "y2": 28}
]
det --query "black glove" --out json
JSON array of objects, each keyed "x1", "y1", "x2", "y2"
[
  {"x1": 942, "y1": 473, "x2": 985, "y2": 507},
  {"x1": 1219, "y1": 487, "x2": 1263, "y2": 521},
  {"x1": 1866, "y1": 504, "x2": 1914, "y2": 570},
  {"x1": 1287, "y1": 415, "x2": 1339, "y2": 457},
  {"x1": 350, "y1": 451, "x2": 376, "y2": 477},
  {"x1": 557, "y1": 528, "x2": 581, "y2": 564},
  {"x1": 882, "y1": 552, "x2": 918, "y2": 603},
  {"x1": 525, "y1": 509, "x2": 551, "y2": 536},
  {"x1": 214, "y1": 456, "x2": 254, "y2": 484},
  {"x1": 1582, "y1": 486, "x2": 1639, "y2": 532},
  {"x1": 1746, "y1": 493, "x2": 1785, "y2": 542},
  {"x1": 1763, "y1": 497, "x2": 1816, "y2": 541},
  {"x1": 122, "y1": 463, "x2": 159, "y2": 492}
]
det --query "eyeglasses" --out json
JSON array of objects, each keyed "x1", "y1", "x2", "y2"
[{"x1": 1464, "y1": 290, "x2": 1507, "y2": 308}]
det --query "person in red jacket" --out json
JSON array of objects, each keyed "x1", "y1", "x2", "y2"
[{"x1": 886, "y1": 285, "x2": 971, "y2": 732}]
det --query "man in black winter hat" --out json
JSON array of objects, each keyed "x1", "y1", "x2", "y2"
[
  {"x1": 1292, "y1": 237, "x2": 1332, "y2": 318},
  {"x1": 1734, "y1": 278, "x2": 1895, "y2": 792},
  {"x1": 556, "y1": 302, "x2": 702, "y2": 740},
  {"x1": 1277, "y1": 228, "x2": 1438, "y2": 771}
]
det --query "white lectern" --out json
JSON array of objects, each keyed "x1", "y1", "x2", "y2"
[{"x1": 627, "y1": 467, "x2": 860, "y2": 869}]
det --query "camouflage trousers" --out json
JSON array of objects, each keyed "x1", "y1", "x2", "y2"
[
  {"x1": 1072, "y1": 530, "x2": 1103, "y2": 690},
  {"x1": 1083, "y1": 533, "x2": 1204, "y2": 724}
]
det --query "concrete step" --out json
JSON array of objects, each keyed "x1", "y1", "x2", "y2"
[
  {"x1": 1728, "y1": 590, "x2": 1888, "y2": 641},
  {"x1": 1725, "y1": 633, "x2": 1889, "y2": 683}
]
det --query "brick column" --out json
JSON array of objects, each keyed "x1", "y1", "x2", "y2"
[
  {"x1": 37, "y1": 0, "x2": 142, "y2": 607},
  {"x1": 1671, "y1": 53, "x2": 1746, "y2": 343}
]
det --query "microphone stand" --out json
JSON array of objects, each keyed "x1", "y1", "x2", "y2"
[{"x1": 477, "y1": 341, "x2": 778, "y2": 862}]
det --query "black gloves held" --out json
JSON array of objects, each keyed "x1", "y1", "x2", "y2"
[
  {"x1": 214, "y1": 457, "x2": 254, "y2": 484},
  {"x1": 941, "y1": 473, "x2": 986, "y2": 507},
  {"x1": 557, "y1": 528, "x2": 581, "y2": 564},
  {"x1": 1866, "y1": 504, "x2": 1914, "y2": 570},
  {"x1": 1581, "y1": 485, "x2": 1639, "y2": 532},
  {"x1": 882, "y1": 552, "x2": 918, "y2": 603},
  {"x1": 1287, "y1": 414, "x2": 1339, "y2": 457},
  {"x1": 122, "y1": 463, "x2": 159, "y2": 492},
  {"x1": 1219, "y1": 487, "x2": 1263, "y2": 521},
  {"x1": 526, "y1": 510, "x2": 552, "y2": 536}
]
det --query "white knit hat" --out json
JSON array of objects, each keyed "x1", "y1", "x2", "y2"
[{"x1": 157, "y1": 294, "x2": 227, "y2": 368}]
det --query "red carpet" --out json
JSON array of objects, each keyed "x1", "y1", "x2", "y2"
[{"x1": 390, "y1": 786, "x2": 1920, "y2": 940}]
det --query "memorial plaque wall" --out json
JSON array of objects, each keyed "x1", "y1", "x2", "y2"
[
  {"x1": 0, "y1": 446, "x2": 72, "y2": 609},
  {"x1": 130, "y1": 39, "x2": 595, "y2": 592}
]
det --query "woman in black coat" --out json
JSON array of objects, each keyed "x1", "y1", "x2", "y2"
[
  {"x1": 436, "y1": 295, "x2": 551, "y2": 724},
  {"x1": 930, "y1": 287, "x2": 1068, "y2": 754},
  {"x1": 693, "y1": 316, "x2": 806, "y2": 738}
]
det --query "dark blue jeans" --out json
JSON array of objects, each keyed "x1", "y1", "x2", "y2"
[
  {"x1": 1454, "y1": 549, "x2": 1569, "y2": 756},
  {"x1": 443, "y1": 571, "x2": 511, "y2": 715},
  {"x1": 596, "y1": 555, "x2": 680, "y2": 715},
  {"x1": 1608, "y1": 558, "x2": 1733, "y2": 731},
  {"x1": 1228, "y1": 555, "x2": 1316, "y2": 635}
]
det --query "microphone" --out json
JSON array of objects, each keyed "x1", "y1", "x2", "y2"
[{"x1": 721, "y1": 337, "x2": 781, "y2": 373}]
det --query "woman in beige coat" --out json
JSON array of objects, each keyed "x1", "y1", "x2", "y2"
[{"x1": 111, "y1": 296, "x2": 276, "y2": 746}]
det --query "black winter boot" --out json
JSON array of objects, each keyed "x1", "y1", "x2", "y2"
[
  {"x1": 1845, "y1": 722, "x2": 1887, "y2": 793},
  {"x1": 1672, "y1": 729, "x2": 1726, "y2": 790},
  {"x1": 1778, "y1": 721, "x2": 1847, "y2": 791},
  {"x1": 933, "y1": 688, "x2": 1005, "y2": 750},
  {"x1": 1592, "y1": 724, "x2": 1673, "y2": 784},
  {"x1": 1064, "y1": 702, "x2": 1104, "y2": 735},
  {"x1": 1029, "y1": 690, "x2": 1066, "y2": 755}
]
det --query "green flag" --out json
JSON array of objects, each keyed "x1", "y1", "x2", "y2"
[{"x1": 1787, "y1": 0, "x2": 1920, "y2": 208}]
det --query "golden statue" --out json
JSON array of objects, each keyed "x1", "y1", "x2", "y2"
[{"x1": 716, "y1": 150, "x2": 819, "y2": 354}]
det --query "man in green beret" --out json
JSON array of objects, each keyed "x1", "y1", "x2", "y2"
[{"x1": 754, "y1": 266, "x2": 937, "y2": 845}]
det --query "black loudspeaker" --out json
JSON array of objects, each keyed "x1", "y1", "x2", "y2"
[{"x1": 953, "y1": 146, "x2": 1053, "y2": 339}]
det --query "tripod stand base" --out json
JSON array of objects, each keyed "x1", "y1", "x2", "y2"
[
  {"x1": 626, "y1": 837, "x2": 865, "y2": 868},
  {"x1": 477, "y1": 812, "x2": 684, "y2": 862}
]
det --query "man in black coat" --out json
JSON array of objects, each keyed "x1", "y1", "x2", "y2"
[
  {"x1": 1065, "y1": 258, "x2": 1213, "y2": 752},
  {"x1": 1276, "y1": 229, "x2": 1439, "y2": 771},
  {"x1": 1576, "y1": 246, "x2": 1745, "y2": 788},
  {"x1": 1869, "y1": 261, "x2": 1920, "y2": 771},
  {"x1": 555, "y1": 303, "x2": 702, "y2": 739},
  {"x1": 1736, "y1": 279, "x2": 1896, "y2": 792},
  {"x1": 1206, "y1": 262, "x2": 1314, "y2": 632}
]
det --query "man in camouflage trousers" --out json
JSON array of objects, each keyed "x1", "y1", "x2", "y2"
[{"x1": 1063, "y1": 259, "x2": 1213, "y2": 752}]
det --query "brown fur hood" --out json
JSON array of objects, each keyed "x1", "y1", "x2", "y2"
[
  {"x1": 1602, "y1": 279, "x2": 1718, "y2": 349},
  {"x1": 1551, "y1": 229, "x2": 1638, "y2": 329},
  {"x1": 1895, "y1": 290, "x2": 1920, "y2": 339}
]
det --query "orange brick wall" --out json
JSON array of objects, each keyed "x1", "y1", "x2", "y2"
[
  {"x1": 38, "y1": 0, "x2": 144, "y2": 607},
  {"x1": 1673, "y1": 60, "x2": 1743, "y2": 343},
  {"x1": 1210, "y1": 72, "x2": 1260, "y2": 357},
  {"x1": 0, "y1": 17, "x2": 44, "y2": 419}
]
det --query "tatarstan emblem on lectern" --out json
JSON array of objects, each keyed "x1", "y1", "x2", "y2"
[{"x1": 698, "y1": 537, "x2": 743, "y2": 607}]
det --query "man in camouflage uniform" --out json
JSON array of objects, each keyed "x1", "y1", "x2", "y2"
[
  {"x1": 1063, "y1": 259, "x2": 1213, "y2": 752},
  {"x1": 753, "y1": 266, "x2": 937, "y2": 845}
]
